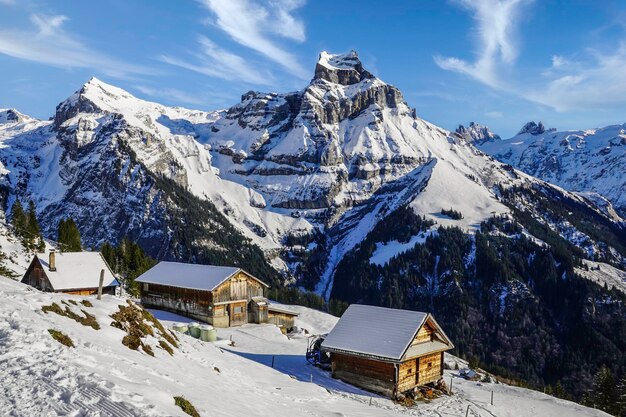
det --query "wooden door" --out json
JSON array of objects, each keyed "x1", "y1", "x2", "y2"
[{"x1": 229, "y1": 302, "x2": 247, "y2": 326}]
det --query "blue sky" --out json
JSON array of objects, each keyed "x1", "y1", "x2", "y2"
[{"x1": 1, "y1": 0, "x2": 626, "y2": 137}]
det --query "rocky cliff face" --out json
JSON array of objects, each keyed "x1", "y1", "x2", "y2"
[
  {"x1": 205, "y1": 51, "x2": 440, "y2": 219},
  {"x1": 0, "y1": 79, "x2": 300, "y2": 281}
]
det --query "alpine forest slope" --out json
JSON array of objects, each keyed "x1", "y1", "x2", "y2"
[
  {"x1": 479, "y1": 121, "x2": 626, "y2": 219},
  {"x1": 0, "y1": 51, "x2": 625, "y2": 403}
]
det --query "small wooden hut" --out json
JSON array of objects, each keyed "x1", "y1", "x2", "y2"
[
  {"x1": 21, "y1": 249, "x2": 119, "y2": 295},
  {"x1": 321, "y1": 304, "x2": 454, "y2": 398}
]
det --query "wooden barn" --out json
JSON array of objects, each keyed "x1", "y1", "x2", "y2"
[
  {"x1": 136, "y1": 262, "x2": 297, "y2": 329},
  {"x1": 22, "y1": 249, "x2": 119, "y2": 295},
  {"x1": 321, "y1": 304, "x2": 454, "y2": 398}
]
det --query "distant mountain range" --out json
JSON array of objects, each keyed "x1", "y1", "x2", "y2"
[{"x1": 476, "y1": 122, "x2": 626, "y2": 219}]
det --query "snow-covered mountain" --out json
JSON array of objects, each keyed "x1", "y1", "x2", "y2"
[
  {"x1": 0, "y1": 79, "x2": 312, "y2": 280},
  {"x1": 480, "y1": 122, "x2": 626, "y2": 218},
  {"x1": 0, "y1": 52, "x2": 624, "y2": 289}
]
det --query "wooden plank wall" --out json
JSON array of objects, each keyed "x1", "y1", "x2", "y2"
[
  {"x1": 213, "y1": 272, "x2": 265, "y2": 303},
  {"x1": 331, "y1": 353, "x2": 395, "y2": 396},
  {"x1": 417, "y1": 351, "x2": 443, "y2": 385},
  {"x1": 397, "y1": 351, "x2": 444, "y2": 393},
  {"x1": 267, "y1": 312, "x2": 296, "y2": 330},
  {"x1": 412, "y1": 321, "x2": 434, "y2": 345},
  {"x1": 229, "y1": 301, "x2": 248, "y2": 326},
  {"x1": 397, "y1": 359, "x2": 417, "y2": 393}
]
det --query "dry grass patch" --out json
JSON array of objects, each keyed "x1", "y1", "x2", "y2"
[
  {"x1": 111, "y1": 302, "x2": 177, "y2": 356},
  {"x1": 81, "y1": 300, "x2": 93, "y2": 308},
  {"x1": 48, "y1": 329, "x2": 74, "y2": 348},
  {"x1": 158, "y1": 339, "x2": 174, "y2": 356},
  {"x1": 42, "y1": 302, "x2": 100, "y2": 330},
  {"x1": 174, "y1": 396, "x2": 200, "y2": 417}
]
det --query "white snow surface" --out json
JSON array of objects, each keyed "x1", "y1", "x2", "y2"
[
  {"x1": 0, "y1": 78, "x2": 312, "y2": 255},
  {"x1": 317, "y1": 50, "x2": 362, "y2": 70},
  {"x1": 370, "y1": 229, "x2": 437, "y2": 266},
  {"x1": 0, "y1": 277, "x2": 609, "y2": 417},
  {"x1": 577, "y1": 260, "x2": 626, "y2": 294}
]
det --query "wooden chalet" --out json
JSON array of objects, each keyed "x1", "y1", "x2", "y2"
[
  {"x1": 321, "y1": 304, "x2": 454, "y2": 398},
  {"x1": 135, "y1": 262, "x2": 298, "y2": 329},
  {"x1": 22, "y1": 249, "x2": 119, "y2": 295}
]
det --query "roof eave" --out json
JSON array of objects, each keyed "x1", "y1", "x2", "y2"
[{"x1": 322, "y1": 346, "x2": 401, "y2": 363}]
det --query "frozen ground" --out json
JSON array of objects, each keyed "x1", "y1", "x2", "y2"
[{"x1": 0, "y1": 277, "x2": 609, "y2": 416}]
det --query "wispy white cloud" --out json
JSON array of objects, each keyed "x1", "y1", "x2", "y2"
[
  {"x1": 199, "y1": 0, "x2": 308, "y2": 79},
  {"x1": 160, "y1": 37, "x2": 274, "y2": 85},
  {"x1": 434, "y1": 0, "x2": 530, "y2": 88},
  {"x1": 436, "y1": 0, "x2": 626, "y2": 112},
  {"x1": 527, "y1": 44, "x2": 626, "y2": 111},
  {"x1": 0, "y1": 13, "x2": 150, "y2": 78}
]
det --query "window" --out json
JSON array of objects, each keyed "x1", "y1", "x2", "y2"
[
  {"x1": 234, "y1": 306, "x2": 243, "y2": 314},
  {"x1": 143, "y1": 283, "x2": 149, "y2": 291}
]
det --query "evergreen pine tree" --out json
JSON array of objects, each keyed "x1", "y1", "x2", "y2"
[
  {"x1": 23, "y1": 200, "x2": 45, "y2": 252},
  {"x1": 57, "y1": 218, "x2": 82, "y2": 252},
  {"x1": 10, "y1": 200, "x2": 26, "y2": 238},
  {"x1": 591, "y1": 366, "x2": 619, "y2": 415},
  {"x1": 554, "y1": 381, "x2": 569, "y2": 400}
]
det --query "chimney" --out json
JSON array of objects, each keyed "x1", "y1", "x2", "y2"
[{"x1": 49, "y1": 249, "x2": 57, "y2": 272}]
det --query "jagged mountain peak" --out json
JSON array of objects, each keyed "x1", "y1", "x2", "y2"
[
  {"x1": 54, "y1": 77, "x2": 140, "y2": 126},
  {"x1": 516, "y1": 120, "x2": 557, "y2": 136},
  {"x1": 80, "y1": 76, "x2": 136, "y2": 101},
  {"x1": 314, "y1": 50, "x2": 375, "y2": 85},
  {"x1": 0, "y1": 108, "x2": 32, "y2": 124},
  {"x1": 455, "y1": 122, "x2": 501, "y2": 145}
]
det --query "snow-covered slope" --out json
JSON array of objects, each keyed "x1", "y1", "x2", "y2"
[
  {"x1": 0, "y1": 277, "x2": 609, "y2": 417},
  {"x1": 480, "y1": 122, "x2": 626, "y2": 218}
]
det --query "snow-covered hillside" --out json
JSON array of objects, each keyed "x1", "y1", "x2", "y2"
[
  {"x1": 0, "y1": 277, "x2": 609, "y2": 417},
  {"x1": 480, "y1": 122, "x2": 626, "y2": 218}
]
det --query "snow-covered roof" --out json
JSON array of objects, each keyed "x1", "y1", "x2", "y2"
[
  {"x1": 321, "y1": 304, "x2": 452, "y2": 361},
  {"x1": 135, "y1": 262, "x2": 269, "y2": 291},
  {"x1": 34, "y1": 252, "x2": 118, "y2": 291},
  {"x1": 267, "y1": 305, "x2": 299, "y2": 316}
]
